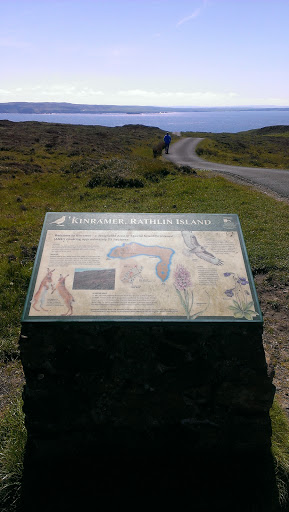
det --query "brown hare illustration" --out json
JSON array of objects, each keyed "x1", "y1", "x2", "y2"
[
  {"x1": 52, "y1": 274, "x2": 75, "y2": 316},
  {"x1": 32, "y1": 268, "x2": 55, "y2": 311}
]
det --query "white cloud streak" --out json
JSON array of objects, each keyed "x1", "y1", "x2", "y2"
[
  {"x1": 0, "y1": 85, "x2": 105, "y2": 103},
  {"x1": 39, "y1": 85, "x2": 105, "y2": 97},
  {"x1": 177, "y1": 8, "x2": 202, "y2": 27},
  {"x1": 176, "y1": 0, "x2": 209, "y2": 27},
  {"x1": 115, "y1": 89, "x2": 243, "y2": 106},
  {"x1": 117, "y1": 89, "x2": 238, "y2": 101},
  {"x1": 1, "y1": 86, "x2": 288, "y2": 107}
]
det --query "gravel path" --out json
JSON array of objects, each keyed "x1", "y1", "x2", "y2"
[{"x1": 164, "y1": 137, "x2": 289, "y2": 201}]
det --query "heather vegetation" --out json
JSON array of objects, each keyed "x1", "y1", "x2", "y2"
[{"x1": 0, "y1": 121, "x2": 289, "y2": 510}]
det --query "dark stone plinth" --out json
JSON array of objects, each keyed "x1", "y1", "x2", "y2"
[{"x1": 19, "y1": 320, "x2": 276, "y2": 510}]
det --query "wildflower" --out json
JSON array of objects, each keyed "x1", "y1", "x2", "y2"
[
  {"x1": 225, "y1": 289, "x2": 234, "y2": 297},
  {"x1": 224, "y1": 272, "x2": 232, "y2": 277}
]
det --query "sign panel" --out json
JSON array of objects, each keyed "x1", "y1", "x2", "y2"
[{"x1": 22, "y1": 213, "x2": 262, "y2": 322}]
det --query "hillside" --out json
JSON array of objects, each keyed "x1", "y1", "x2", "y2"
[
  {"x1": 0, "y1": 120, "x2": 165, "y2": 174},
  {"x1": 0, "y1": 102, "x2": 169, "y2": 114},
  {"x1": 1, "y1": 102, "x2": 289, "y2": 115}
]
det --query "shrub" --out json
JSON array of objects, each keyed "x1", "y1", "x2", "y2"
[
  {"x1": 86, "y1": 158, "x2": 144, "y2": 189},
  {"x1": 143, "y1": 167, "x2": 171, "y2": 182},
  {"x1": 178, "y1": 165, "x2": 197, "y2": 175},
  {"x1": 87, "y1": 175, "x2": 144, "y2": 189},
  {"x1": 63, "y1": 158, "x2": 99, "y2": 174}
]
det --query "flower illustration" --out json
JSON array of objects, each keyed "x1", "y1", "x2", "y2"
[
  {"x1": 174, "y1": 264, "x2": 209, "y2": 320},
  {"x1": 237, "y1": 277, "x2": 249, "y2": 286},
  {"x1": 174, "y1": 264, "x2": 192, "y2": 291},
  {"x1": 223, "y1": 272, "x2": 257, "y2": 320}
]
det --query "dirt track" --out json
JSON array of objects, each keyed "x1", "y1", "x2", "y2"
[{"x1": 164, "y1": 137, "x2": 289, "y2": 201}]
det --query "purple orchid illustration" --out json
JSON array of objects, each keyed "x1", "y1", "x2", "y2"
[
  {"x1": 174, "y1": 264, "x2": 192, "y2": 291},
  {"x1": 174, "y1": 264, "x2": 209, "y2": 320}
]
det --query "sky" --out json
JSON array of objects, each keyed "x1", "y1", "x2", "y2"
[{"x1": 1, "y1": 0, "x2": 289, "y2": 107}]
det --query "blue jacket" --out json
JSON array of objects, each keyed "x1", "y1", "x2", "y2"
[{"x1": 164, "y1": 134, "x2": 171, "y2": 144}]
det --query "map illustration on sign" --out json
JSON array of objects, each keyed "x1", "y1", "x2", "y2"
[
  {"x1": 107, "y1": 242, "x2": 174, "y2": 282},
  {"x1": 23, "y1": 213, "x2": 262, "y2": 322},
  {"x1": 120, "y1": 264, "x2": 143, "y2": 285}
]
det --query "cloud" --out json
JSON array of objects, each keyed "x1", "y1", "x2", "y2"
[
  {"x1": 0, "y1": 85, "x2": 105, "y2": 103},
  {"x1": 40, "y1": 86, "x2": 105, "y2": 98},
  {"x1": 1, "y1": 84, "x2": 288, "y2": 106},
  {"x1": 177, "y1": 8, "x2": 202, "y2": 27},
  {"x1": 116, "y1": 89, "x2": 241, "y2": 106},
  {"x1": 176, "y1": 0, "x2": 209, "y2": 27},
  {"x1": 118, "y1": 89, "x2": 238, "y2": 101},
  {"x1": 118, "y1": 89, "x2": 171, "y2": 98},
  {"x1": 117, "y1": 90, "x2": 289, "y2": 107}
]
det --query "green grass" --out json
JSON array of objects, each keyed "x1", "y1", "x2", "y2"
[
  {"x1": 183, "y1": 126, "x2": 289, "y2": 169},
  {"x1": 0, "y1": 121, "x2": 289, "y2": 509},
  {"x1": 0, "y1": 392, "x2": 26, "y2": 511},
  {"x1": 271, "y1": 400, "x2": 289, "y2": 507}
]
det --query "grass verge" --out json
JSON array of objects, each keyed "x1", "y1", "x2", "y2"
[
  {"x1": 271, "y1": 400, "x2": 289, "y2": 508},
  {"x1": 183, "y1": 125, "x2": 289, "y2": 169},
  {"x1": 0, "y1": 392, "x2": 26, "y2": 511}
]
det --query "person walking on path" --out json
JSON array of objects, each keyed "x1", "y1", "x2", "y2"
[{"x1": 164, "y1": 132, "x2": 171, "y2": 154}]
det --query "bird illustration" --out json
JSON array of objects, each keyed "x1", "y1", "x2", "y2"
[
  {"x1": 182, "y1": 231, "x2": 223, "y2": 266},
  {"x1": 50, "y1": 216, "x2": 66, "y2": 226}
]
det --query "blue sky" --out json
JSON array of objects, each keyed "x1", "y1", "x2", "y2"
[{"x1": 1, "y1": 0, "x2": 289, "y2": 107}]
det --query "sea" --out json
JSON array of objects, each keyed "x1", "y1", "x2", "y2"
[{"x1": 1, "y1": 109, "x2": 289, "y2": 133}]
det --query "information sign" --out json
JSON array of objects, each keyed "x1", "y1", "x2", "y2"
[{"x1": 22, "y1": 212, "x2": 262, "y2": 322}]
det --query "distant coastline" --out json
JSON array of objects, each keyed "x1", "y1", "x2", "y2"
[
  {"x1": 0, "y1": 101, "x2": 289, "y2": 115},
  {"x1": 2, "y1": 109, "x2": 289, "y2": 133}
]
